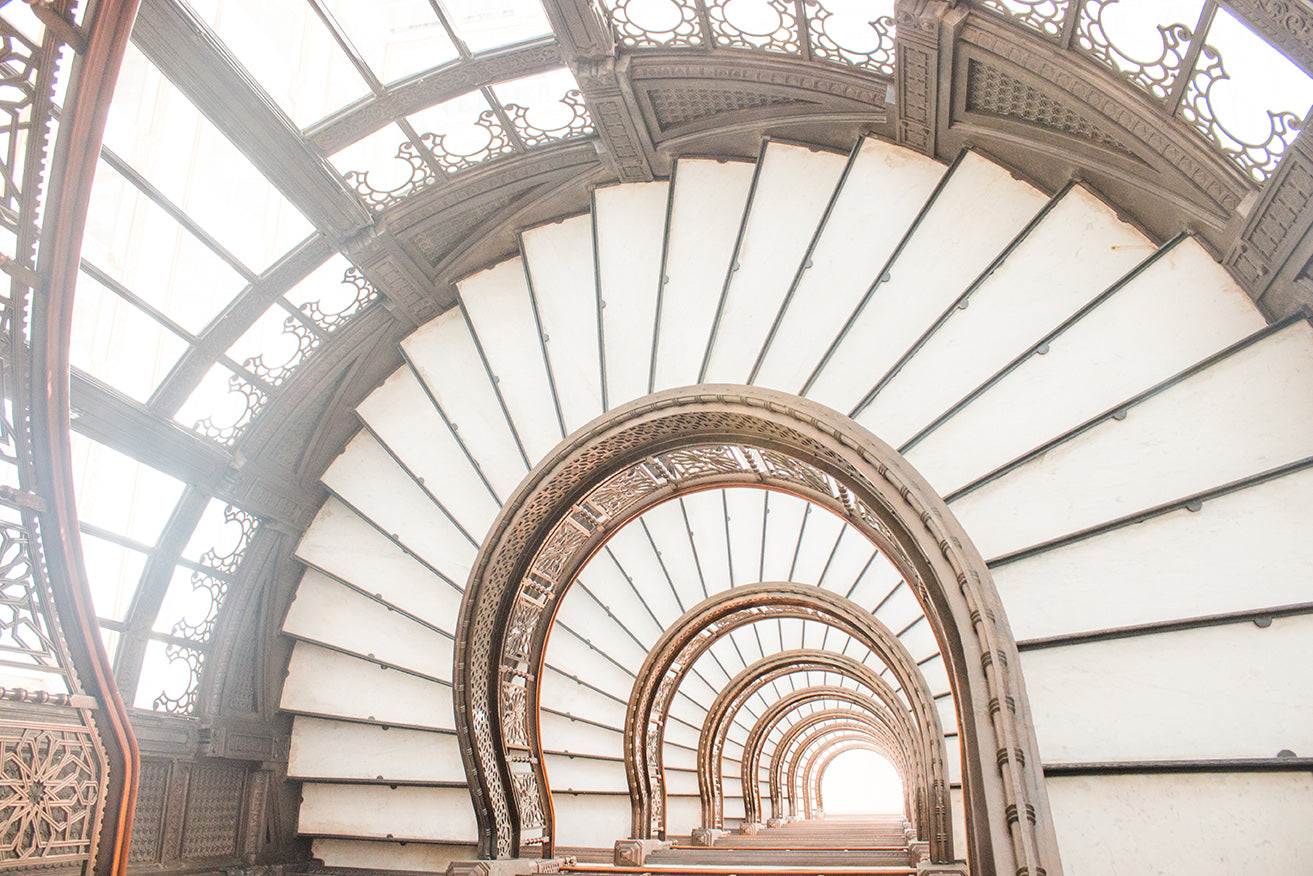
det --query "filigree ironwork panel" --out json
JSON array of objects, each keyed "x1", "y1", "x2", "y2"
[
  {"x1": 1074, "y1": 0, "x2": 1196, "y2": 100},
  {"x1": 151, "y1": 644, "x2": 203, "y2": 715},
  {"x1": 1179, "y1": 44, "x2": 1305, "y2": 182},
  {"x1": 191, "y1": 374, "x2": 268, "y2": 448},
  {"x1": 706, "y1": 0, "x2": 800, "y2": 53},
  {"x1": 0, "y1": 522, "x2": 59, "y2": 668},
  {"x1": 0, "y1": 723, "x2": 103, "y2": 863},
  {"x1": 301, "y1": 266, "x2": 380, "y2": 332},
  {"x1": 807, "y1": 6, "x2": 896, "y2": 74},
  {"x1": 598, "y1": 0, "x2": 704, "y2": 48},
  {"x1": 976, "y1": 0, "x2": 1070, "y2": 39},
  {"x1": 180, "y1": 763, "x2": 244, "y2": 859},
  {"x1": 243, "y1": 316, "x2": 321, "y2": 388},
  {"x1": 0, "y1": 21, "x2": 41, "y2": 240},
  {"x1": 502, "y1": 91, "x2": 595, "y2": 148}
]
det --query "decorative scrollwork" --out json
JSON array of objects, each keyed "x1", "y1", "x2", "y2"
[
  {"x1": 344, "y1": 140, "x2": 435, "y2": 211},
  {"x1": 598, "y1": 0, "x2": 703, "y2": 48},
  {"x1": 166, "y1": 571, "x2": 226, "y2": 644},
  {"x1": 300, "y1": 266, "x2": 379, "y2": 333},
  {"x1": 1075, "y1": 0, "x2": 1196, "y2": 100},
  {"x1": 418, "y1": 110, "x2": 515, "y2": 173},
  {"x1": 0, "y1": 21, "x2": 40, "y2": 238},
  {"x1": 0, "y1": 724, "x2": 102, "y2": 862},
  {"x1": 503, "y1": 90, "x2": 595, "y2": 147},
  {"x1": 707, "y1": 0, "x2": 801, "y2": 54},
  {"x1": 191, "y1": 374, "x2": 267, "y2": 447},
  {"x1": 197, "y1": 505, "x2": 259, "y2": 577},
  {"x1": 806, "y1": 6, "x2": 896, "y2": 74},
  {"x1": 150, "y1": 644, "x2": 203, "y2": 715},
  {"x1": 1179, "y1": 45, "x2": 1306, "y2": 182},
  {"x1": 0, "y1": 522, "x2": 58, "y2": 667},
  {"x1": 975, "y1": 0, "x2": 1070, "y2": 39},
  {"x1": 510, "y1": 769, "x2": 544, "y2": 830},
  {"x1": 243, "y1": 315, "x2": 320, "y2": 388}
]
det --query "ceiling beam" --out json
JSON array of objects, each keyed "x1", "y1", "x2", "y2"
[{"x1": 131, "y1": 0, "x2": 373, "y2": 244}]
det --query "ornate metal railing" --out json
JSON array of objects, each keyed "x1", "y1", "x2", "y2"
[{"x1": 0, "y1": 0, "x2": 143, "y2": 874}]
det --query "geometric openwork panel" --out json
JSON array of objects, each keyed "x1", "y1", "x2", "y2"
[{"x1": 0, "y1": 723, "x2": 103, "y2": 863}]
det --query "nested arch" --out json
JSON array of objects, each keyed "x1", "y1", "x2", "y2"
[
  {"x1": 768, "y1": 710, "x2": 909, "y2": 819},
  {"x1": 622, "y1": 583, "x2": 946, "y2": 854},
  {"x1": 808, "y1": 739, "x2": 895, "y2": 818},
  {"x1": 699, "y1": 649, "x2": 922, "y2": 829},
  {"x1": 741, "y1": 685, "x2": 919, "y2": 827},
  {"x1": 453, "y1": 386, "x2": 1060, "y2": 874}
]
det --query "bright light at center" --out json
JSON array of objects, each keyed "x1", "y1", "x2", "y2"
[{"x1": 819, "y1": 749, "x2": 903, "y2": 815}]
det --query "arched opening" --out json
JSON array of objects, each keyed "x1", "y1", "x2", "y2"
[
  {"x1": 820, "y1": 749, "x2": 904, "y2": 816},
  {"x1": 454, "y1": 386, "x2": 1060, "y2": 874}
]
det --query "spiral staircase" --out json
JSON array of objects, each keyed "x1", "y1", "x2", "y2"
[{"x1": 276, "y1": 137, "x2": 1313, "y2": 874}]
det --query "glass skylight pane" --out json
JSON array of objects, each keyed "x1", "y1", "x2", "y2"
[
  {"x1": 596, "y1": 0, "x2": 703, "y2": 48},
  {"x1": 406, "y1": 90, "x2": 515, "y2": 170},
  {"x1": 154, "y1": 500, "x2": 259, "y2": 642},
  {"x1": 80, "y1": 533, "x2": 149, "y2": 623},
  {"x1": 1, "y1": 3, "x2": 44, "y2": 43},
  {"x1": 153, "y1": 565, "x2": 226, "y2": 642},
  {"x1": 706, "y1": 0, "x2": 801, "y2": 53},
  {"x1": 976, "y1": 0, "x2": 1070, "y2": 39},
  {"x1": 227, "y1": 303, "x2": 321, "y2": 388},
  {"x1": 805, "y1": 0, "x2": 896, "y2": 73},
  {"x1": 82, "y1": 160, "x2": 247, "y2": 334},
  {"x1": 1181, "y1": 8, "x2": 1313, "y2": 182},
  {"x1": 104, "y1": 45, "x2": 313, "y2": 271},
  {"x1": 1075, "y1": 0, "x2": 1205, "y2": 99},
  {"x1": 491, "y1": 68, "x2": 594, "y2": 146},
  {"x1": 284, "y1": 254, "x2": 379, "y2": 331},
  {"x1": 68, "y1": 434, "x2": 186, "y2": 545},
  {"x1": 70, "y1": 270, "x2": 188, "y2": 402},
  {"x1": 181, "y1": 499, "x2": 260, "y2": 571},
  {"x1": 325, "y1": 0, "x2": 458, "y2": 85},
  {"x1": 100, "y1": 627, "x2": 120, "y2": 663},
  {"x1": 331, "y1": 121, "x2": 428, "y2": 208},
  {"x1": 175, "y1": 362, "x2": 267, "y2": 446},
  {"x1": 441, "y1": 0, "x2": 552, "y2": 54},
  {"x1": 186, "y1": 0, "x2": 372, "y2": 127},
  {"x1": 136, "y1": 638, "x2": 203, "y2": 714}
]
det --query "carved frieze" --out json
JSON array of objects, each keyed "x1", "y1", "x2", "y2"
[{"x1": 957, "y1": 21, "x2": 1248, "y2": 217}]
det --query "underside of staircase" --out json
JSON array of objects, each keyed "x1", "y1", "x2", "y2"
[{"x1": 276, "y1": 136, "x2": 1313, "y2": 875}]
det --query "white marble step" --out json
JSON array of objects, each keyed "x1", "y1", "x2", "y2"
[
  {"x1": 595, "y1": 181, "x2": 671, "y2": 407},
  {"x1": 521, "y1": 214, "x2": 602, "y2": 432},
  {"x1": 752, "y1": 137, "x2": 948, "y2": 392},
  {"x1": 951, "y1": 321, "x2": 1313, "y2": 558},
  {"x1": 299, "y1": 783, "x2": 476, "y2": 842},
  {"x1": 703, "y1": 141, "x2": 849, "y2": 384},
  {"x1": 281, "y1": 641, "x2": 456, "y2": 730},
  {"x1": 905, "y1": 236, "x2": 1267, "y2": 496},
  {"x1": 312, "y1": 838, "x2": 475, "y2": 873},
  {"x1": 321, "y1": 430, "x2": 475, "y2": 585},
  {"x1": 402, "y1": 307, "x2": 529, "y2": 501},
  {"x1": 993, "y1": 464, "x2": 1313, "y2": 640},
  {"x1": 288, "y1": 716, "x2": 464, "y2": 783},
  {"x1": 803, "y1": 150, "x2": 1049, "y2": 414},
  {"x1": 295, "y1": 498, "x2": 461, "y2": 631},
  {"x1": 855, "y1": 185, "x2": 1152, "y2": 447},
  {"x1": 355, "y1": 366, "x2": 500, "y2": 539},
  {"x1": 283, "y1": 569, "x2": 453, "y2": 682},
  {"x1": 1023, "y1": 613, "x2": 1313, "y2": 761},
  {"x1": 458, "y1": 257, "x2": 564, "y2": 463},
  {"x1": 653, "y1": 158, "x2": 756, "y2": 391}
]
